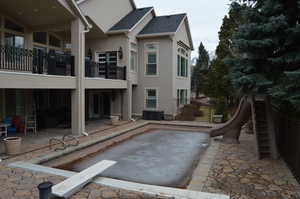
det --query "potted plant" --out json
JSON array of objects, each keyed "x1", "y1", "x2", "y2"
[{"x1": 3, "y1": 137, "x2": 22, "y2": 155}]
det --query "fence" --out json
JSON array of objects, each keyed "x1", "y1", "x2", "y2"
[
  {"x1": 277, "y1": 116, "x2": 300, "y2": 183},
  {"x1": 0, "y1": 45, "x2": 74, "y2": 76}
]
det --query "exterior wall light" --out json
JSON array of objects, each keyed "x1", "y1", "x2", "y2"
[{"x1": 118, "y1": 47, "x2": 123, "y2": 60}]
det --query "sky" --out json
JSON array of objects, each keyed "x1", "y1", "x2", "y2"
[{"x1": 135, "y1": 0, "x2": 231, "y2": 59}]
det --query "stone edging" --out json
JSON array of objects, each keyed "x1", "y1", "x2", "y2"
[{"x1": 29, "y1": 121, "x2": 213, "y2": 164}]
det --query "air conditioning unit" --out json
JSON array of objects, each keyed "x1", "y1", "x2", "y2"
[{"x1": 143, "y1": 111, "x2": 164, "y2": 121}]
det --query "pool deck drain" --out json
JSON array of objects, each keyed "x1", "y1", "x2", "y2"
[{"x1": 9, "y1": 161, "x2": 229, "y2": 199}]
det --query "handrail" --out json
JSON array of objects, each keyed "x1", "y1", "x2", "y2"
[
  {"x1": 85, "y1": 59, "x2": 126, "y2": 80},
  {"x1": 0, "y1": 45, "x2": 74, "y2": 76}
]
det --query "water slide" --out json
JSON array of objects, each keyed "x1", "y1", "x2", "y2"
[{"x1": 209, "y1": 96, "x2": 252, "y2": 143}]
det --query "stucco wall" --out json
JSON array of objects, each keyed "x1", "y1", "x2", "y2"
[
  {"x1": 86, "y1": 35, "x2": 129, "y2": 68},
  {"x1": 79, "y1": 0, "x2": 133, "y2": 33},
  {"x1": 133, "y1": 37, "x2": 174, "y2": 116},
  {"x1": 172, "y1": 20, "x2": 192, "y2": 113},
  {"x1": 127, "y1": 11, "x2": 154, "y2": 85}
]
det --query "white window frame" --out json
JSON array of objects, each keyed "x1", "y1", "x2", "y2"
[
  {"x1": 144, "y1": 87, "x2": 159, "y2": 110},
  {"x1": 177, "y1": 47, "x2": 189, "y2": 78},
  {"x1": 144, "y1": 42, "x2": 159, "y2": 76},
  {"x1": 177, "y1": 89, "x2": 188, "y2": 107},
  {"x1": 130, "y1": 49, "x2": 137, "y2": 72}
]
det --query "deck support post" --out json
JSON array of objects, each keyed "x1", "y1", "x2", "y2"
[
  {"x1": 122, "y1": 81, "x2": 132, "y2": 121},
  {"x1": 71, "y1": 18, "x2": 86, "y2": 135}
]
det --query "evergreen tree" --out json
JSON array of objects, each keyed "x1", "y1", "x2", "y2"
[
  {"x1": 191, "y1": 42, "x2": 210, "y2": 97},
  {"x1": 229, "y1": 0, "x2": 300, "y2": 112},
  {"x1": 202, "y1": 6, "x2": 245, "y2": 111}
]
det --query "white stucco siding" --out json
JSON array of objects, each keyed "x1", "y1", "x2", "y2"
[
  {"x1": 79, "y1": 0, "x2": 133, "y2": 33},
  {"x1": 128, "y1": 11, "x2": 154, "y2": 85},
  {"x1": 86, "y1": 35, "x2": 129, "y2": 68},
  {"x1": 173, "y1": 20, "x2": 192, "y2": 110},
  {"x1": 133, "y1": 37, "x2": 174, "y2": 116}
]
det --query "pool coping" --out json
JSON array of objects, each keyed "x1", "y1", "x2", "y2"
[
  {"x1": 8, "y1": 121, "x2": 230, "y2": 199},
  {"x1": 29, "y1": 121, "x2": 213, "y2": 165},
  {"x1": 9, "y1": 161, "x2": 229, "y2": 199}
]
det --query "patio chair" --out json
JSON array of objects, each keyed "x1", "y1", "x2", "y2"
[{"x1": 25, "y1": 114, "x2": 37, "y2": 136}]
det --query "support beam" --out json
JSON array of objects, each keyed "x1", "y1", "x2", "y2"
[
  {"x1": 122, "y1": 81, "x2": 132, "y2": 121},
  {"x1": 71, "y1": 18, "x2": 86, "y2": 135}
]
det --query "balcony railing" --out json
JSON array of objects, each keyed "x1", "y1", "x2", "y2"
[
  {"x1": 85, "y1": 59, "x2": 126, "y2": 80},
  {"x1": 0, "y1": 45, "x2": 74, "y2": 76}
]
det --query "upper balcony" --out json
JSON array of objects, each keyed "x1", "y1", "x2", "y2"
[
  {"x1": 85, "y1": 59, "x2": 126, "y2": 80},
  {"x1": 0, "y1": 45, "x2": 74, "y2": 76}
]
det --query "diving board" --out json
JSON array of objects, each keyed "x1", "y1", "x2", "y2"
[{"x1": 51, "y1": 160, "x2": 116, "y2": 198}]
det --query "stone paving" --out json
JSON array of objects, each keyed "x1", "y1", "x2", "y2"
[
  {"x1": 1, "y1": 120, "x2": 299, "y2": 199},
  {"x1": 200, "y1": 132, "x2": 300, "y2": 199},
  {"x1": 0, "y1": 121, "x2": 209, "y2": 199}
]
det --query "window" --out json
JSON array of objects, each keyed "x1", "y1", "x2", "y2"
[
  {"x1": 177, "y1": 89, "x2": 188, "y2": 107},
  {"x1": 145, "y1": 89, "x2": 157, "y2": 109},
  {"x1": 130, "y1": 51, "x2": 137, "y2": 72},
  {"x1": 33, "y1": 32, "x2": 47, "y2": 45},
  {"x1": 177, "y1": 47, "x2": 189, "y2": 77},
  {"x1": 5, "y1": 33, "x2": 24, "y2": 48},
  {"x1": 145, "y1": 43, "x2": 158, "y2": 75},
  {"x1": 49, "y1": 35, "x2": 61, "y2": 48}
]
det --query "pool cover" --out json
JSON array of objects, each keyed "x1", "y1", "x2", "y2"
[{"x1": 71, "y1": 130, "x2": 210, "y2": 187}]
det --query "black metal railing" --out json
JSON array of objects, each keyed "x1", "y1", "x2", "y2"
[
  {"x1": 85, "y1": 59, "x2": 126, "y2": 80},
  {"x1": 0, "y1": 45, "x2": 74, "y2": 76}
]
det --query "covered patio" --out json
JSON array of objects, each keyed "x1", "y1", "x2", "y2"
[{"x1": 0, "y1": 119, "x2": 130, "y2": 156}]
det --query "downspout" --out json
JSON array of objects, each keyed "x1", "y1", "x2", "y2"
[{"x1": 66, "y1": 0, "x2": 91, "y2": 136}]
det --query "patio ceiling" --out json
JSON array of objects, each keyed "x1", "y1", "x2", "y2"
[{"x1": 0, "y1": 0, "x2": 75, "y2": 30}]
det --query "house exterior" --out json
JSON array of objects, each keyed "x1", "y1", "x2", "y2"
[{"x1": 0, "y1": 0, "x2": 193, "y2": 136}]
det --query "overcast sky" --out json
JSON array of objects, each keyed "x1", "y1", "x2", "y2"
[{"x1": 135, "y1": 0, "x2": 231, "y2": 59}]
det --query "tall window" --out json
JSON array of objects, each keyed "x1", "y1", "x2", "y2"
[
  {"x1": 130, "y1": 50, "x2": 137, "y2": 72},
  {"x1": 145, "y1": 43, "x2": 158, "y2": 75},
  {"x1": 177, "y1": 89, "x2": 188, "y2": 107},
  {"x1": 145, "y1": 89, "x2": 158, "y2": 109},
  {"x1": 5, "y1": 33, "x2": 24, "y2": 48},
  {"x1": 177, "y1": 47, "x2": 189, "y2": 77}
]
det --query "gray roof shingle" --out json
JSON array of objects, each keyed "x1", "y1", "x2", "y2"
[
  {"x1": 109, "y1": 7, "x2": 153, "y2": 31},
  {"x1": 138, "y1": 14, "x2": 186, "y2": 35}
]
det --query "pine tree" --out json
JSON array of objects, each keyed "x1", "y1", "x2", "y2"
[
  {"x1": 202, "y1": 6, "x2": 245, "y2": 110},
  {"x1": 191, "y1": 43, "x2": 209, "y2": 98},
  {"x1": 229, "y1": 0, "x2": 300, "y2": 112}
]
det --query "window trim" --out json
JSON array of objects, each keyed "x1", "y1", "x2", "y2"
[
  {"x1": 130, "y1": 49, "x2": 138, "y2": 72},
  {"x1": 177, "y1": 47, "x2": 189, "y2": 78},
  {"x1": 144, "y1": 42, "x2": 159, "y2": 77},
  {"x1": 177, "y1": 89, "x2": 188, "y2": 107},
  {"x1": 144, "y1": 87, "x2": 159, "y2": 110}
]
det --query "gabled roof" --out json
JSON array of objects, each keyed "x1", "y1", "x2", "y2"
[
  {"x1": 138, "y1": 14, "x2": 186, "y2": 35},
  {"x1": 76, "y1": 0, "x2": 136, "y2": 9},
  {"x1": 108, "y1": 7, "x2": 154, "y2": 33}
]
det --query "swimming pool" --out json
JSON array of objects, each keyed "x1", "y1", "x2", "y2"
[{"x1": 44, "y1": 129, "x2": 210, "y2": 188}]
